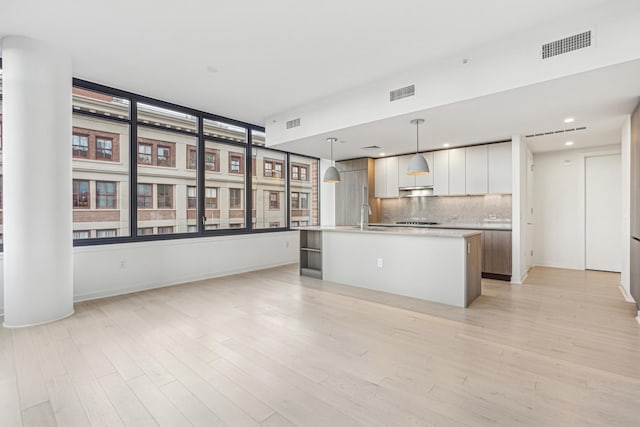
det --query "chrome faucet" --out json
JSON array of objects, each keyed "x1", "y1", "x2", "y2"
[{"x1": 360, "y1": 185, "x2": 372, "y2": 230}]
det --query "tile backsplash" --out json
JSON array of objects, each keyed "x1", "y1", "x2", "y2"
[{"x1": 379, "y1": 194, "x2": 512, "y2": 224}]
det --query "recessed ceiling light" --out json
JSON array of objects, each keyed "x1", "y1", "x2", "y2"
[
  {"x1": 565, "y1": 141, "x2": 574, "y2": 146},
  {"x1": 443, "y1": 143, "x2": 451, "y2": 148},
  {"x1": 379, "y1": 152, "x2": 386, "y2": 157},
  {"x1": 564, "y1": 117, "x2": 575, "y2": 123}
]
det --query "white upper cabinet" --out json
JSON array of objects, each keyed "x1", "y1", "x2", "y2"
[
  {"x1": 465, "y1": 145, "x2": 488, "y2": 195},
  {"x1": 488, "y1": 142, "x2": 512, "y2": 194},
  {"x1": 374, "y1": 157, "x2": 399, "y2": 198},
  {"x1": 433, "y1": 150, "x2": 449, "y2": 195},
  {"x1": 448, "y1": 148, "x2": 466, "y2": 195},
  {"x1": 398, "y1": 152, "x2": 434, "y2": 188}
]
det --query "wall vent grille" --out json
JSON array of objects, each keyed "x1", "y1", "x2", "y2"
[
  {"x1": 361, "y1": 145, "x2": 382, "y2": 150},
  {"x1": 390, "y1": 84, "x2": 415, "y2": 102},
  {"x1": 525, "y1": 126, "x2": 587, "y2": 138},
  {"x1": 286, "y1": 118, "x2": 301, "y2": 129},
  {"x1": 542, "y1": 31, "x2": 591, "y2": 59}
]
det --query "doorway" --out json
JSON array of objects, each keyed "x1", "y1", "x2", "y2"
[{"x1": 585, "y1": 154, "x2": 621, "y2": 272}]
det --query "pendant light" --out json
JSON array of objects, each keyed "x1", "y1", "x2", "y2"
[
  {"x1": 323, "y1": 137, "x2": 341, "y2": 183},
  {"x1": 407, "y1": 119, "x2": 430, "y2": 176}
]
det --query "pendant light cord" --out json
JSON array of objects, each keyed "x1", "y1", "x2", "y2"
[{"x1": 415, "y1": 121, "x2": 419, "y2": 153}]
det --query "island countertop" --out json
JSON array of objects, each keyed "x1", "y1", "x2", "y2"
[{"x1": 295, "y1": 225, "x2": 481, "y2": 238}]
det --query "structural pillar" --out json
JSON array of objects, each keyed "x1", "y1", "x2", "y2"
[{"x1": 2, "y1": 36, "x2": 74, "y2": 327}]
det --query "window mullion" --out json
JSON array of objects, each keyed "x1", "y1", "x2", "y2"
[{"x1": 197, "y1": 116, "x2": 205, "y2": 233}]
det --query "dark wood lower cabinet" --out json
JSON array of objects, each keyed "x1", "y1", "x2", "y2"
[{"x1": 482, "y1": 230, "x2": 512, "y2": 281}]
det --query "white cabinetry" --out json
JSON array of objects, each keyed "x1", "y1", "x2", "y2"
[
  {"x1": 448, "y1": 148, "x2": 466, "y2": 195},
  {"x1": 488, "y1": 142, "x2": 512, "y2": 194},
  {"x1": 433, "y1": 150, "x2": 449, "y2": 195},
  {"x1": 398, "y1": 152, "x2": 434, "y2": 188},
  {"x1": 465, "y1": 145, "x2": 488, "y2": 194},
  {"x1": 374, "y1": 157, "x2": 399, "y2": 198}
]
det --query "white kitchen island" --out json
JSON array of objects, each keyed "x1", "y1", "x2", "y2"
[{"x1": 298, "y1": 226, "x2": 482, "y2": 308}]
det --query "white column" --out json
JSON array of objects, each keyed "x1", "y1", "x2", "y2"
[{"x1": 2, "y1": 36, "x2": 73, "y2": 327}]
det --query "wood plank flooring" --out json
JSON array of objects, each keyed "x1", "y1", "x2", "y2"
[{"x1": 1, "y1": 265, "x2": 639, "y2": 426}]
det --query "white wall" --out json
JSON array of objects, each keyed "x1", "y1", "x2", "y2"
[
  {"x1": 0, "y1": 232, "x2": 299, "y2": 316},
  {"x1": 533, "y1": 145, "x2": 621, "y2": 270},
  {"x1": 511, "y1": 136, "x2": 531, "y2": 284},
  {"x1": 620, "y1": 116, "x2": 632, "y2": 300}
]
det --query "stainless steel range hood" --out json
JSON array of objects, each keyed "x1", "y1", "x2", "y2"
[{"x1": 399, "y1": 186, "x2": 434, "y2": 197}]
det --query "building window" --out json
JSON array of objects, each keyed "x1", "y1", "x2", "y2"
[
  {"x1": 205, "y1": 150, "x2": 218, "y2": 171},
  {"x1": 205, "y1": 187, "x2": 218, "y2": 209},
  {"x1": 72, "y1": 134, "x2": 89, "y2": 158},
  {"x1": 187, "y1": 147, "x2": 197, "y2": 169},
  {"x1": 157, "y1": 184, "x2": 173, "y2": 209},
  {"x1": 157, "y1": 145, "x2": 171, "y2": 167},
  {"x1": 229, "y1": 223, "x2": 243, "y2": 228},
  {"x1": 269, "y1": 222, "x2": 280, "y2": 228},
  {"x1": 73, "y1": 180, "x2": 90, "y2": 208},
  {"x1": 205, "y1": 224, "x2": 218, "y2": 230},
  {"x1": 187, "y1": 186, "x2": 197, "y2": 209},
  {"x1": 73, "y1": 230, "x2": 90, "y2": 239},
  {"x1": 291, "y1": 163, "x2": 309, "y2": 181},
  {"x1": 187, "y1": 147, "x2": 219, "y2": 171},
  {"x1": 264, "y1": 159, "x2": 283, "y2": 178},
  {"x1": 138, "y1": 143, "x2": 152, "y2": 164},
  {"x1": 137, "y1": 183, "x2": 152, "y2": 208},
  {"x1": 96, "y1": 229, "x2": 117, "y2": 238},
  {"x1": 292, "y1": 221, "x2": 300, "y2": 227},
  {"x1": 158, "y1": 226, "x2": 174, "y2": 234},
  {"x1": 230, "y1": 188, "x2": 242, "y2": 209},
  {"x1": 291, "y1": 192, "x2": 309, "y2": 209},
  {"x1": 187, "y1": 225, "x2": 198, "y2": 233},
  {"x1": 138, "y1": 227, "x2": 153, "y2": 235},
  {"x1": 269, "y1": 192, "x2": 279, "y2": 209},
  {"x1": 96, "y1": 137, "x2": 113, "y2": 160},
  {"x1": 229, "y1": 153, "x2": 243, "y2": 174},
  {"x1": 96, "y1": 181, "x2": 117, "y2": 209}
]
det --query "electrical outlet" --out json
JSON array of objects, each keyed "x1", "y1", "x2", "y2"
[
  {"x1": 286, "y1": 241, "x2": 290, "y2": 248},
  {"x1": 120, "y1": 259, "x2": 126, "y2": 269},
  {"x1": 377, "y1": 258, "x2": 383, "y2": 268}
]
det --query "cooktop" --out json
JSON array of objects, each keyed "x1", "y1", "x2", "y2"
[{"x1": 395, "y1": 221, "x2": 440, "y2": 225}]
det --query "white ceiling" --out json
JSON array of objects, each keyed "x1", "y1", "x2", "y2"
[
  {"x1": 273, "y1": 59, "x2": 640, "y2": 158},
  {"x1": 0, "y1": 0, "x2": 613, "y2": 127}
]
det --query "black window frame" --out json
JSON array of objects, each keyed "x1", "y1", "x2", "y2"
[{"x1": 66, "y1": 77, "x2": 320, "y2": 248}]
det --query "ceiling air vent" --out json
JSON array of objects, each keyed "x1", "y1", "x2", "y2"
[
  {"x1": 542, "y1": 31, "x2": 591, "y2": 59},
  {"x1": 525, "y1": 126, "x2": 587, "y2": 138},
  {"x1": 361, "y1": 145, "x2": 382, "y2": 150},
  {"x1": 286, "y1": 118, "x2": 301, "y2": 129},
  {"x1": 390, "y1": 84, "x2": 415, "y2": 102}
]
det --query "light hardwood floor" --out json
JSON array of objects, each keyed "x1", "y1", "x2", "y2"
[{"x1": 1, "y1": 265, "x2": 639, "y2": 426}]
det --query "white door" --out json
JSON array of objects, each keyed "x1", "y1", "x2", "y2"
[{"x1": 585, "y1": 154, "x2": 621, "y2": 272}]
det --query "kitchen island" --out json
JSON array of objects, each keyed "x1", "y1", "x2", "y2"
[{"x1": 298, "y1": 226, "x2": 482, "y2": 308}]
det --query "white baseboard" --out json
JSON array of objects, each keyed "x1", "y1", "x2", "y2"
[{"x1": 618, "y1": 285, "x2": 636, "y2": 303}]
